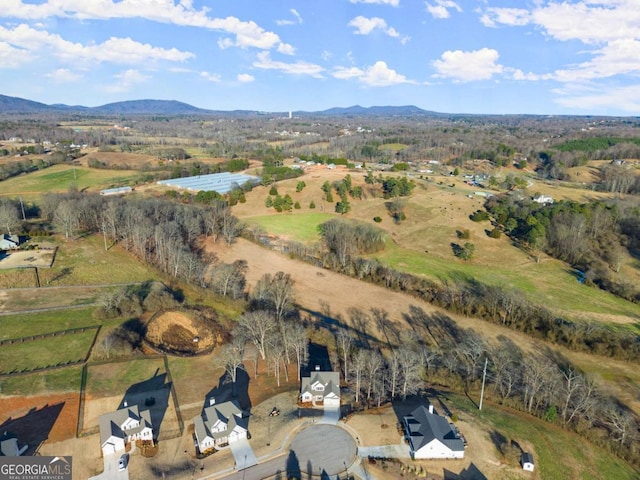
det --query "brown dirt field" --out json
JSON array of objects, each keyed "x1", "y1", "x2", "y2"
[{"x1": 0, "y1": 393, "x2": 79, "y2": 444}]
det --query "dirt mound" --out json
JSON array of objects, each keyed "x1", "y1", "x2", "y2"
[{"x1": 144, "y1": 309, "x2": 219, "y2": 356}]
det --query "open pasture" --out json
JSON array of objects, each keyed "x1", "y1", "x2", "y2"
[
  {"x1": 232, "y1": 170, "x2": 640, "y2": 324},
  {"x1": 0, "y1": 327, "x2": 98, "y2": 374},
  {"x1": 0, "y1": 164, "x2": 137, "y2": 198}
]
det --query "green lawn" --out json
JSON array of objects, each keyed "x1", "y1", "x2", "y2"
[
  {"x1": 0, "y1": 328, "x2": 97, "y2": 374},
  {"x1": 448, "y1": 394, "x2": 639, "y2": 480},
  {"x1": 243, "y1": 212, "x2": 334, "y2": 242}
]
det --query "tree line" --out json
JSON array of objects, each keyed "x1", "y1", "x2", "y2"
[{"x1": 485, "y1": 194, "x2": 640, "y2": 302}]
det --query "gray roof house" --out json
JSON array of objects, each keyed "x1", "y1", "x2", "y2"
[
  {"x1": 300, "y1": 370, "x2": 340, "y2": 406},
  {"x1": 99, "y1": 404, "x2": 153, "y2": 456},
  {"x1": 0, "y1": 234, "x2": 20, "y2": 251},
  {"x1": 0, "y1": 432, "x2": 28, "y2": 456},
  {"x1": 403, "y1": 404, "x2": 465, "y2": 459},
  {"x1": 194, "y1": 400, "x2": 248, "y2": 454}
]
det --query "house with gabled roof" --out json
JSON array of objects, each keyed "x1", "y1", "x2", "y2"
[
  {"x1": 98, "y1": 403, "x2": 153, "y2": 456},
  {"x1": 403, "y1": 404, "x2": 465, "y2": 459},
  {"x1": 300, "y1": 369, "x2": 340, "y2": 407},
  {"x1": 194, "y1": 399, "x2": 248, "y2": 454},
  {"x1": 0, "y1": 234, "x2": 21, "y2": 251}
]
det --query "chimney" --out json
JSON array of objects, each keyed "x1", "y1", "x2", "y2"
[
  {"x1": 315, "y1": 365, "x2": 320, "y2": 371},
  {"x1": 428, "y1": 404, "x2": 434, "y2": 414},
  {"x1": 123, "y1": 401, "x2": 128, "y2": 408},
  {"x1": 209, "y1": 397, "x2": 216, "y2": 406}
]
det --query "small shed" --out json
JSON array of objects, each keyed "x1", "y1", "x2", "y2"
[{"x1": 521, "y1": 452, "x2": 535, "y2": 471}]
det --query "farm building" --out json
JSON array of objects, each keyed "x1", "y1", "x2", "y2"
[
  {"x1": 403, "y1": 404, "x2": 465, "y2": 460},
  {"x1": 521, "y1": 452, "x2": 535, "y2": 471},
  {"x1": 157, "y1": 172, "x2": 260, "y2": 194},
  {"x1": 100, "y1": 186, "x2": 132, "y2": 196}
]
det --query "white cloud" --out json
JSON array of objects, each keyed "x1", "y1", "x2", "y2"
[
  {"x1": 237, "y1": 73, "x2": 255, "y2": 83},
  {"x1": 277, "y1": 43, "x2": 296, "y2": 55},
  {"x1": 433, "y1": 48, "x2": 504, "y2": 82},
  {"x1": 333, "y1": 66, "x2": 365, "y2": 80},
  {"x1": 333, "y1": 61, "x2": 410, "y2": 86},
  {"x1": 45, "y1": 68, "x2": 83, "y2": 82},
  {"x1": 0, "y1": 41, "x2": 33, "y2": 68},
  {"x1": 277, "y1": 8, "x2": 303, "y2": 26},
  {"x1": 4, "y1": 1, "x2": 289, "y2": 53},
  {"x1": 348, "y1": 16, "x2": 408, "y2": 43},
  {"x1": 321, "y1": 50, "x2": 332, "y2": 61},
  {"x1": 0, "y1": 24, "x2": 193, "y2": 65},
  {"x1": 106, "y1": 69, "x2": 150, "y2": 93},
  {"x1": 553, "y1": 83, "x2": 640, "y2": 113},
  {"x1": 479, "y1": 7, "x2": 530, "y2": 27},
  {"x1": 253, "y1": 51, "x2": 324, "y2": 78},
  {"x1": 552, "y1": 39, "x2": 640, "y2": 82},
  {"x1": 426, "y1": 1, "x2": 462, "y2": 19},
  {"x1": 350, "y1": 0, "x2": 400, "y2": 6},
  {"x1": 200, "y1": 71, "x2": 221, "y2": 82}
]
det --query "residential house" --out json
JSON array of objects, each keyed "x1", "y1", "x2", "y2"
[
  {"x1": 0, "y1": 234, "x2": 21, "y2": 251},
  {"x1": 0, "y1": 432, "x2": 28, "y2": 456},
  {"x1": 521, "y1": 452, "x2": 535, "y2": 471},
  {"x1": 99, "y1": 404, "x2": 153, "y2": 456},
  {"x1": 403, "y1": 404, "x2": 465, "y2": 459},
  {"x1": 300, "y1": 370, "x2": 340, "y2": 407},
  {"x1": 193, "y1": 400, "x2": 248, "y2": 454}
]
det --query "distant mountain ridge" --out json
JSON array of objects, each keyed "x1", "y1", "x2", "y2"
[{"x1": 0, "y1": 94, "x2": 436, "y2": 117}]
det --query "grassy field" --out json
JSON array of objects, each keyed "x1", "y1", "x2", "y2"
[
  {"x1": 0, "y1": 364, "x2": 83, "y2": 395},
  {"x1": 0, "y1": 285, "x2": 118, "y2": 311},
  {"x1": 0, "y1": 328, "x2": 97, "y2": 374},
  {"x1": 448, "y1": 393, "x2": 639, "y2": 480},
  {"x1": 243, "y1": 212, "x2": 333, "y2": 242},
  {"x1": 85, "y1": 357, "x2": 167, "y2": 397},
  {"x1": 0, "y1": 164, "x2": 137, "y2": 199},
  {"x1": 0, "y1": 235, "x2": 157, "y2": 288},
  {"x1": 377, "y1": 240, "x2": 640, "y2": 321},
  {"x1": 0, "y1": 307, "x2": 97, "y2": 339}
]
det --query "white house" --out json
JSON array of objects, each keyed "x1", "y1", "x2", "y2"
[
  {"x1": 521, "y1": 452, "x2": 535, "y2": 471},
  {"x1": 300, "y1": 370, "x2": 340, "y2": 407},
  {"x1": 99, "y1": 404, "x2": 153, "y2": 456},
  {"x1": 193, "y1": 400, "x2": 247, "y2": 454},
  {"x1": 403, "y1": 405, "x2": 465, "y2": 460}
]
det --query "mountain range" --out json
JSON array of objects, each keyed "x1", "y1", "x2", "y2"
[{"x1": 0, "y1": 94, "x2": 440, "y2": 117}]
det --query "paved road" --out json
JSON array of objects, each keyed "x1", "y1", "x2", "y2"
[{"x1": 210, "y1": 424, "x2": 356, "y2": 480}]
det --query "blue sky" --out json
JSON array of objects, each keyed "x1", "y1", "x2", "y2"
[{"x1": 1, "y1": 0, "x2": 639, "y2": 115}]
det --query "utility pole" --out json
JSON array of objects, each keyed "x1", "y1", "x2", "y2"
[
  {"x1": 19, "y1": 197, "x2": 26, "y2": 221},
  {"x1": 479, "y1": 357, "x2": 488, "y2": 410}
]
